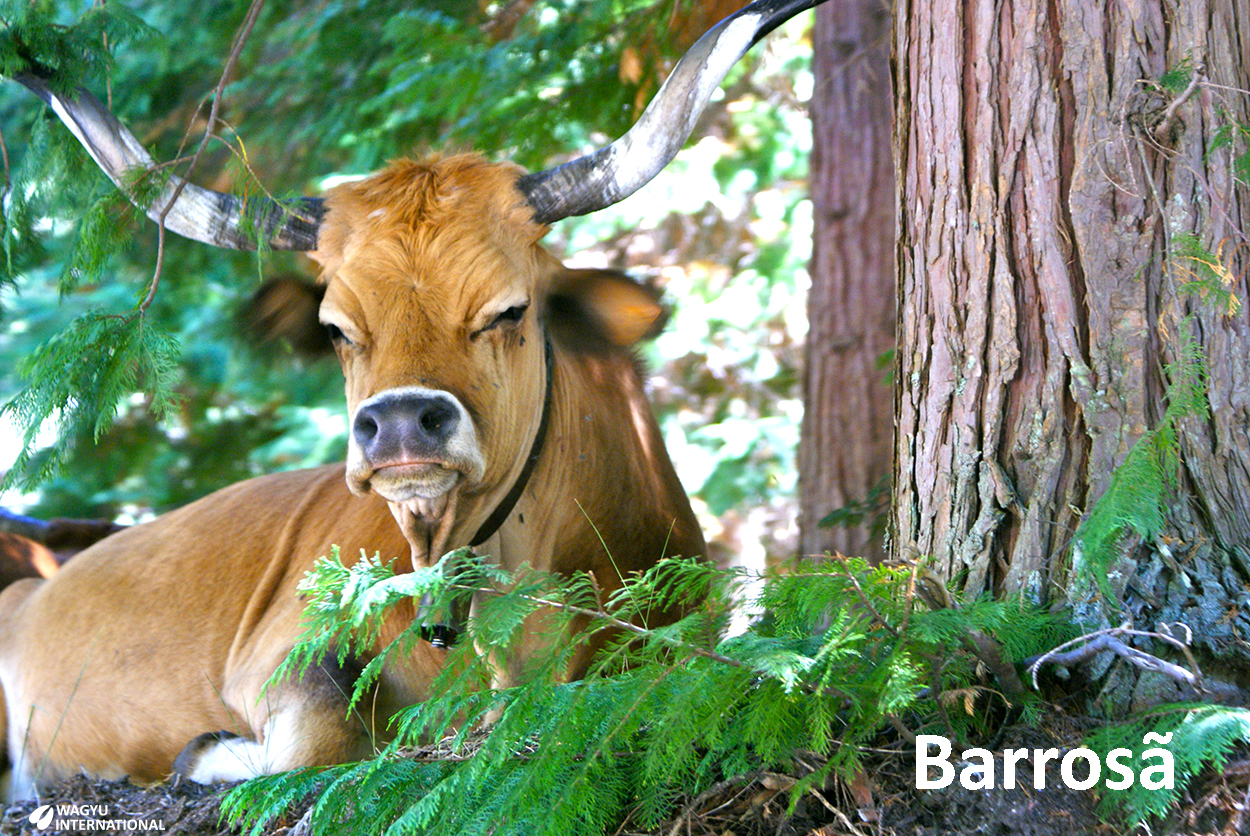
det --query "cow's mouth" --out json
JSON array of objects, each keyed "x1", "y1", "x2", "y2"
[
  {"x1": 362, "y1": 462, "x2": 466, "y2": 565},
  {"x1": 368, "y1": 461, "x2": 460, "y2": 501}
]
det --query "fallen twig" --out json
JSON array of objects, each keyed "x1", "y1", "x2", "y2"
[
  {"x1": 1026, "y1": 623, "x2": 1204, "y2": 691},
  {"x1": 664, "y1": 770, "x2": 765, "y2": 836}
]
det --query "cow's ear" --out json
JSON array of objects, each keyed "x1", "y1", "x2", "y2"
[
  {"x1": 544, "y1": 268, "x2": 668, "y2": 351},
  {"x1": 242, "y1": 274, "x2": 331, "y2": 357}
]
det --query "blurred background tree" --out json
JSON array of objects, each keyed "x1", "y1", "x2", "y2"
[
  {"x1": 0, "y1": 0, "x2": 826, "y2": 568},
  {"x1": 800, "y1": 0, "x2": 892, "y2": 563}
]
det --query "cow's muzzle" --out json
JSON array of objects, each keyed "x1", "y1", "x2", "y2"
[{"x1": 347, "y1": 387, "x2": 485, "y2": 501}]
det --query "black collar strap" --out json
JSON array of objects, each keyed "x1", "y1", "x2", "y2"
[{"x1": 469, "y1": 333, "x2": 555, "y2": 547}]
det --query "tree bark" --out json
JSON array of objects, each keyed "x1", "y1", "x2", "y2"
[
  {"x1": 892, "y1": 0, "x2": 1250, "y2": 700},
  {"x1": 800, "y1": 0, "x2": 895, "y2": 563}
]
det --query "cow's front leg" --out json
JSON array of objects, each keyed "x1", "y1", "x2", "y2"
[{"x1": 173, "y1": 657, "x2": 374, "y2": 784}]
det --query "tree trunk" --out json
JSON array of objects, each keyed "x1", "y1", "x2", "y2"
[
  {"x1": 892, "y1": 0, "x2": 1250, "y2": 702},
  {"x1": 800, "y1": 0, "x2": 895, "y2": 563}
]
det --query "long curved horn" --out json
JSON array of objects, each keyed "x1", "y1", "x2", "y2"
[
  {"x1": 14, "y1": 74, "x2": 323, "y2": 251},
  {"x1": 517, "y1": 0, "x2": 823, "y2": 224}
]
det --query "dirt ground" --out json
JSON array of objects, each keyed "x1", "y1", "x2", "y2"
[{"x1": 4, "y1": 727, "x2": 1246, "y2": 836}]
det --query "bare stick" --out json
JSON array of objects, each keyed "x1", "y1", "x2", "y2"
[
  {"x1": 1153, "y1": 62, "x2": 1206, "y2": 144},
  {"x1": 665, "y1": 771, "x2": 766, "y2": 836},
  {"x1": 142, "y1": 0, "x2": 266, "y2": 312},
  {"x1": 1027, "y1": 624, "x2": 1204, "y2": 691},
  {"x1": 886, "y1": 713, "x2": 918, "y2": 745}
]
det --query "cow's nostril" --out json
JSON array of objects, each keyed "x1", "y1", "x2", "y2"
[
  {"x1": 418, "y1": 401, "x2": 457, "y2": 438},
  {"x1": 354, "y1": 409, "x2": 380, "y2": 445}
]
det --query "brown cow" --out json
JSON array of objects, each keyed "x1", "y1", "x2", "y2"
[
  {"x1": 0, "y1": 514, "x2": 122, "y2": 588},
  {"x1": 0, "y1": 533, "x2": 58, "y2": 588},
  {"x1": 0, "y1": 0, "x2": 821, "y2": 800}
]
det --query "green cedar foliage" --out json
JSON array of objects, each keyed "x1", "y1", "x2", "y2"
[
  {"x1": 0, "y1": 0, "x2": 153, "y2": 94},
  {"x1": 3, "y1": 309, "x2": 178, "y2": 488},
  {"x1": 223, "y1": 549, "x2": 1074, "y2": 836},
  {"x1": 1086, "y1": 702, "x2": 1250, "y2": 824}
]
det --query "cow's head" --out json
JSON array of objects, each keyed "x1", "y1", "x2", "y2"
[
  {"x1": 252, "y1": 156, "x2": 665, "y2": 560},
  {"x1": 318, "y1": 158, "x2": 546, "y2": 559}
]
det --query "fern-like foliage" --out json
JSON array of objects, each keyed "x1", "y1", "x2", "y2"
[
  {"x1": 0, "y1": 310, "x2": 179, "y2": 490},
  {"x1": 222, "y1": 551, "x2": 1072, "y2": 836},
  {"x1": 1073, "y1": 425, "x2": 1178, "y2": 598},
  {"x1": 0, "y1": 3, "x2": 183, "y2": 487},
  {"x1": 0, "y1": 1, "x2": 154, "y2": 93},
  {"x1": 1086, "y1": 702, "x2": 1250, "y2": 824}
]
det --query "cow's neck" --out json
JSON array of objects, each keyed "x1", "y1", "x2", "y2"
[
  {"x1": 397, "y1": 334, "x2": 554, "y2": 646},
  {"x1": 395, "y1": 333, "x2": 554, "y2": 568},
  {"x1": 390, "y1": 490, "x2": 461, "y2": 567}
]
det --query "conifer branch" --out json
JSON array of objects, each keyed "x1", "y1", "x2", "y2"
[
  {"x1": 884, "y1": 552, "x2": 1028, "y2": 701},
  {"x1": 829, "y1": 552, "x2": 897, "y2": 637},
  {"x1": 227, "y1": 550, "x2": 1078, "y2": 835},
  {"x1": 447, "y1": 581, "x2": 864, "y2": 706},
  {"x1": 453, "y1": 582, "x2": 747, "y2": 670}
]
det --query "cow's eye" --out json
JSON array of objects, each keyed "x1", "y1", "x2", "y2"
[
  {"x1": 324, "y1": 322, "x2": 351, "y2": 346},
  {"x1": 494, "y1": 304, "x2": 527, "y2": 327},
  {"x1": 487, "y1": 304, "x2": 528, "y2": 331},
  {"x1": 471, "y1": 302, "x2": 529, "y2": 340}
]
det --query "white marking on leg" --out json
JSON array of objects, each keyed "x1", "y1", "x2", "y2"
[{"x1": 183, "y1": 711, "x2": 301, "y2": 784}]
